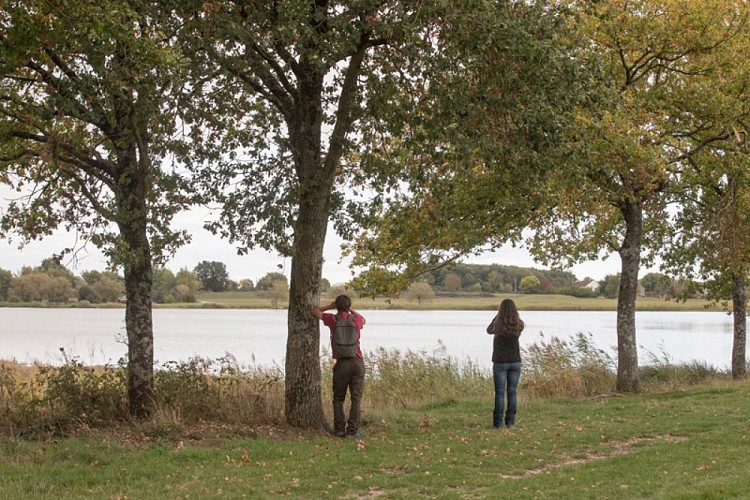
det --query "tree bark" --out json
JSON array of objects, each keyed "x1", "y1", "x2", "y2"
[
  {"x1": 284, "y1": 181, "x2": 330, "y2": 428},
  {"x1": 731, "y1": 273, "x2": 747, "y2": 380},
  {"x1": 123, "y1": 247, "x2": 155, "y2": 419},
  {"x1": 116, "y1": 152, "x2": 155, "y2": 419},
  {"x1": 616, "y1": 200, "x2": 642, "y2": 393}
]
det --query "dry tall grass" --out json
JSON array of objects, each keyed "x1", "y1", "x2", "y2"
[
  {"x1": 0, "y1": 335, "x2": 733, "y2": 437},
  {"x1": 321, "y1": 342, "x2": 490, "y2": 417},
  {"x1": 521, "y1": 332, "x2": 617, "y2": 398}
]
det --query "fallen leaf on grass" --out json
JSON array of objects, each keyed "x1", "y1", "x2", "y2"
[{"x1": 419, "y1": 415, "x2": 432, "y2": 430}]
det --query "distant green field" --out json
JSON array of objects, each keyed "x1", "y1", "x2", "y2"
[
  {"x1": 193, "y1": 291, "x2": 724, "y2": 312},
  {"x1": 0, "y1": 291, "x2": 723, "y2": 311}
]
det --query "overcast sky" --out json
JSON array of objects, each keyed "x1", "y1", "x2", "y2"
[{"x1": 0, "y1": 203, "x2": 630, "y2": 284}]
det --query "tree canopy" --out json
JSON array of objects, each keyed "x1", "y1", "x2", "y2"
[
  {"x1": 348, "y1": 0, "x2": 750, "y2": 392},
  {"x1": 2, "y1": 0, "x2": 749, "y2": 424},
  {"x1": 347, "y1": 0, "x2": 583, "y2": 296},
  {"x1": 176, "y1": 0, "x2": 574, "y2": 428},
  {"x1": 193, "y1": 260, "x2": 229, "y2": 292},
  {"x1": 0, "y1": 0, "x2": 193, "y2": 416}
]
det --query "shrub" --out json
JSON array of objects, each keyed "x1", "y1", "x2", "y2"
[
  {"x1": 39, "y1": 355, "x2": 129, "y2": 428},
  {"x1": 154, "y1": 355, "x2": 284, "y2": 425},
  {"x1": 557, "y1": 285, "x2": 597, "y2": 298},
  {"x1": 78, "y1": 284, "x2": 102, "y2": 303},
  {"x1": 0, "y1": 354, "x2": 128, "y2": 436},
  {"x1": 0, "y1": 362, "x2": 39, "y2": 434},
  {"x1": 0, "y1": 354, "x2": 286, "y2": 436}
]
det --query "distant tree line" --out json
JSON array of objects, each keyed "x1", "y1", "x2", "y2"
[
  {"x1": 0, "y1": 258, "x2": 300, "y2": 306},
  {"x1": 1, "y1": 257, "x2": 704, "y2": 305},
  {"x1": 419, "y1": 263, "x2": 583, "y2": 296},
  {"x1": 408, "y1": 264, "x2": 701, "y2": 299},
  {"x1": 0, "y1": 258, "x2": 126, "y2": 304}
]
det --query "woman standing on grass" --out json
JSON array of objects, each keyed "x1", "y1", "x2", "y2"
[{"x1": 486, "y1": 298, "x2": 525, "y2": 429}]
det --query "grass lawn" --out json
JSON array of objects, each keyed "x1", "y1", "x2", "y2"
[{"x1": 2, "y1": 380, "x2": 749, "y2": 498}]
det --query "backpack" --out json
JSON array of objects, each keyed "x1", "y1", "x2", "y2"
[{"x1": 333, "y1": 311, "x2": 359, "y2": 358}]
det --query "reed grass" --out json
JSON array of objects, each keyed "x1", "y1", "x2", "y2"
[
  {"x1": 322, "y1": 341, "x2": 490, "y2": 416},
  {"x1": 522, "y1": 332, "x2": 617, "y2": 398},
  {"x1": 0, "y1": 331, "x2": 737, "y2": 438}
]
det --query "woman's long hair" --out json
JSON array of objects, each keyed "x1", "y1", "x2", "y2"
[{"x1": 492, "y1": 299, "x2": 524, "y2": 337}]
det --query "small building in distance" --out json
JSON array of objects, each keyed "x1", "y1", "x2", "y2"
[{"x1": 575, "y1": 277, "x2": 600, "y2": 292}]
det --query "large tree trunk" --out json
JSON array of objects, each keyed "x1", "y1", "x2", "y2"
[
  {"x1": 280, "y1": 18, "x2": 367, "y2": 429},
  {"x1": 284, "y1": 67, "x2": 329, "y2": 427},
  {"x1": 285, "y1": 183, "x2": 330, "y2": 428},
  {"x1": 117, "y1": 152, "x2": 155, "y2": 419},
  {"x1": 731, "y1": 273, "x2": 747, "y2": 380},
  {"x1": 616, "y1": 200, "x2": 642, "y2": 393},
  {"x1": 123, "y1": 245, "x2": 154, "y2": 418}
]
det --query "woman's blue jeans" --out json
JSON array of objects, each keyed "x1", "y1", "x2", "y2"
[{"x1": 493, "y1": 361, "x2": 521, "y2": 428}]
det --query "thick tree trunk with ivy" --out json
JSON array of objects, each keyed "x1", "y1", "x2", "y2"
[
  {"x1": 616, "y1": 200, "x2": 642, "y2": 393},
  {"x1": 731, "y1": 273, "x2": 747, "y2": 380}
]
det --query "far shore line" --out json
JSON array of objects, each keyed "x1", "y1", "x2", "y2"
[{"x1": 0, "y1": 292, "x2": 729, "y2": 312}]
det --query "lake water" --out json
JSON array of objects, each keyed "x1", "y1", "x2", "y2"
[{"x1": 0, "y1": 308, "x2": 739, "y2": 370}]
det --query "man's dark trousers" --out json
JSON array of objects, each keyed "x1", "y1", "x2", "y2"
[{"x1": 332, "y1": 357, "x2": 365, "y2": 435}]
